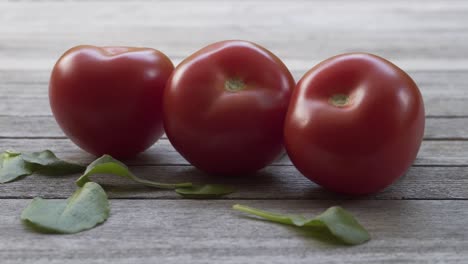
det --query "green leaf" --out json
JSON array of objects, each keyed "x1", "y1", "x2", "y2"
[
  {"x1": 2, "y1": 150, "x2": 21, "y2": 159},
  {"x1": 76, "y1": 155, "x2": 192, "y2": 189},
  {"x1": 0, "y1": 152, "x2": 34, "y2": 183},
  {"x1": 232, "y1": 204, "x2": 370, "y2": 245},
  {"x1": 175, "y1": 184, "x2": 235, "y2": 199},
  {"x1": 21, "y1": 182, "x2": 110, "y2": 234},
  {"x1": 0, "y1": 150, "x2": 85, "y2": 183},
  {"x1": 21, "y1": 150, "x2": 85, "y2": 175}
]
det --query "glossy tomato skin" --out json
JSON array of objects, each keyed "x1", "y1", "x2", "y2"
[
  {"x1": 50, "y1": 45, "x2": 174, "y2": 158},
  {"x1": 163, "y1": 40, "x2": 295, "y2": 175},
  {"x1": 285, "y1": 53, "x2": 425, "y2": 195}
]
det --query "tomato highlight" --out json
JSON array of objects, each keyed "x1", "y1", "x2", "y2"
[
  {"x1": 49, "y1": 45, "x2": 174, "y2": 158},
  {"x1": 163, "y1": 40, "x2": 295, "y2": 175},
  {"x1": 285, "y1": 53, "x2": 425, "y2": 195}
]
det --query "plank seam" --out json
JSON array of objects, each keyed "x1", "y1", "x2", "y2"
[{"x1": 0, "y1": 197, "x2": 466, "y2": 201}]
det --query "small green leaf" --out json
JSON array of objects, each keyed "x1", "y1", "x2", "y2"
[
  {"x1": 232, "y1": 204, "x2": 370, "y2": 245},
  {"x1": 0, "y1": 152, "x2": 34, "y2": 183},
  {"x1": 21, "y1": 182, "x2": 110, "y2": 234},
  {"x1": 22, "y1": 150, "x2": 85, "y2": 175},
  {"x1": 76, "y1": 155, "x2": 192, "y2": 189},
  {"x1": 0, "y1": 150, "x2": 85, "y2": 183},
  {"x1": 175, "y1": 184, "x2": 235, "y2": 199}
]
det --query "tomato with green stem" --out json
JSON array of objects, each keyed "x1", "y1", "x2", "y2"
[
  {"x1": 163, "y1": 40, "x2": 295, "y2": 175},
  {"x1": 285, "y1": 53, "x2": 425, "y2": 195}
]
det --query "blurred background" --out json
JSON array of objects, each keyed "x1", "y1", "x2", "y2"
[{"x1": 1, "y1": 0, "x2": 465, "y2": 82}]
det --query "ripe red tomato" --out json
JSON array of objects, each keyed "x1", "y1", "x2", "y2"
[
  {"x1": 49, "y1": 45, "x2": 174, "y2": 158},
  {"x1": 285, "y1": 53, "x2": 425, "y2": 195},
  {"x1": 163, "y1": 40, "x2": 295, "y2": 175}
]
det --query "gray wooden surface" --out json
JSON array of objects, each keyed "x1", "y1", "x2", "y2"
[{"x1": 0, "y1": 0, "x2": 467, "y2": 263}]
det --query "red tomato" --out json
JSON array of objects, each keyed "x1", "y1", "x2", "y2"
[
  {"x1": 163, "y1": 40, "x2": 295, "y2": 175},
  {"x1": 285, "y1": 53, "x2": 425, "y2": 195},
  {"x1": 49, "y1": 45, "x2": 174, "y2": 158}
]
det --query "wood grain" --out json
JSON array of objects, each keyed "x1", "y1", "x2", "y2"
[
  {"x1": 0, "y1": 138, "x2": 467, "y2": 166},
  {"x1": 0, "y1": 165, "x2": 466, "y2": 200},
  {"x1": 1, "y1": 116, "x2": 468, "y2": 140},
  {"x1": 1, "y1": 87, "x2": 467, "y2": 117},
  {"x1": 1, "y1": 70, "x2": 467, "y2": 116},
  {"x1": 0, "y1": 0, "x2": 468, "y2": 65},
  {"x1": 0, "y1": 199, "x2": 467, "y2": 264}
]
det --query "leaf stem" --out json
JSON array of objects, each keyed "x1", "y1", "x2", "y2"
[
  {"x1": 232, "y1": 204, "x2": 291, "y2": 225},
  {"x1": 130, "y1": 175, "x2": 192, "y2": 189}
]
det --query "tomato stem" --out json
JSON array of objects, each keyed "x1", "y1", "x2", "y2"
[
  {"x1": 225, "y1": 78, "x2": 245, "y2": 92},
  {"x1": 329, "y1": 94, "x2": 350, "y2": 107}
]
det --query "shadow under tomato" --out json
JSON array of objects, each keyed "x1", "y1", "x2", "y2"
[{"x1": 160, "y1": 166, "x2": 275, "y2": 184}]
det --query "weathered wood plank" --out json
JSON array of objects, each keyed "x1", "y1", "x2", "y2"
[
  {"x1": 0, "y1": 0, "x2": 468, "y2": 65},
  {"x1": 2, "y1": 88, "x2": 467, "y2": 117},
  {"x1": 0, "y1": 165, "x2": 466, "y2": 200},
  {"x1": 0, "y1": 116, "x2": 63, "y2": 138},
  {"x1": 1, "y1": 69, "x2": 464, "y2": 86},
  {"x1": 0, "y1": 138, "x2": 466, "y2": 166},
  {"x1": 1, "y1": 116, "x2": 467, "y2": 140},
  {"x1": 1, "y1": 70, "x2": 467, "y2": 116},
  {"x1": 0, "y1": 199, "x2": 467, "y2": 263}
]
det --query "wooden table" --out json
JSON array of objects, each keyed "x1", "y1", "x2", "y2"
[{"x1": 1, "y1": 0, "x2": 467, "y2": 263}]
